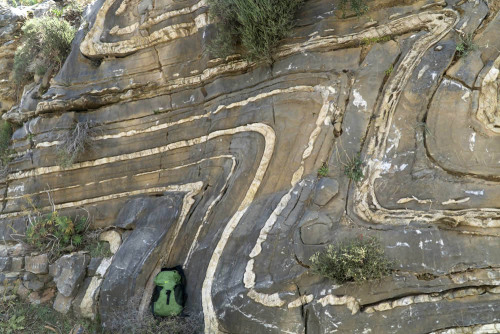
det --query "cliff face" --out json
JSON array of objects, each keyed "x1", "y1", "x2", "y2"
[
  {"x1": 0, "y1": 4, "x2": 25, "y2": 113},
  {"x1": 0, "y1": 0, "x2": 499, "y2": 333}
]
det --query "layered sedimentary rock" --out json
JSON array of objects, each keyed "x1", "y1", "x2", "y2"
[{"x1": 0, "y1": 0, "x2": 499, "y2": 333}]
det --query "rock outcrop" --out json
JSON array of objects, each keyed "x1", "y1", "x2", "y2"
[{"x1": 0, "y1": 0, "x2": 499, "y2": 333}]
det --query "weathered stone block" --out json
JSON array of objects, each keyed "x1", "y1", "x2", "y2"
[
  {"x1": 299, "y1": 211, "x2": 332, "y2": 245},
  {"x1": 99, "y1": 230, "x2": 121, "y2": 254},
  {"x1": 25, "y1": 254, "x2": 49, "y2": 274},
  {"x1": 301, "y1": 223, "x2": 331, "y2": 245},
  {"x1": 0, "y1": 245, "x2": 8, "y2": 257},
  {"x1": 11, "y1": 257, "x2": 24, "y2": 271},
  {"x1": 53, "y1": 253, "x2": 90, "y2": 297},
  {"x1": 313, "y1": 178, "x2": 339, "y2": 206},
  {"x1": 87, "y1": 257, "x2": 103, "y2": 277},
  {"x1": 37, "y1": 274, "x2": 52, "y2": 283},
  {"x1": 22, "y1": 271, "x2": 36, "y2": 281},
  {"x1": 0, "y1": 257, "x2": 11, "y2": 272},
  {"x1": 73, "y1": 276, "x2": 102, "y2": 319},
  {"x1": 23, "y1": 278, "x2": 44, "y2": 292},
  {"x1": 0, "y1": 271, "x2": 20, "y2": 283},
  {"x1": 53, "y1": 292, "x2": 74, "y2": 314},
  {"x1": 16, "y1": 282, "x2": 30, "y2": 300},
  {"x1": 49, "y1": 262, "x2": 59, "y2": 277},
  {"x1": 95, "y1": 257, "x2": 112, "y2": 278},
  {"x1": 10, "y1": 244, "x2": 28, "y2": 257}
]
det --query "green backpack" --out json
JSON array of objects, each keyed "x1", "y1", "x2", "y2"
[{"x1": 152, "y1": 270, "x2": 185, "y2": 317}]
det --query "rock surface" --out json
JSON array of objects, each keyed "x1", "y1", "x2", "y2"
[
  {"x1": 313, "y1": 177, "x2": 339, "y2": 206},
  {"x1": 53, "y1": 253, "x2": 90, "y2": 297},
  {"x1": 0, "y1": 0, "x2": 499, "y2": 332},
  {"x1": 0, "y1": 256, "x2": 11, "y2": 271},
  {"x1": 25, "y1": 254, "x2": 48, "y2": 274},
  {"x1": 53, "y1": 292, "x2": 74, "y2": 314},
  {"x1": 99, "y1": 230, "x2": 121, "y2": 254}
]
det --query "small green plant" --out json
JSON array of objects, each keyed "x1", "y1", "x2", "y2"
[
  {"x1": 455, "y1": 32, "x2": 477, "y2": 58},
  {"x1": 13, "y1": 17, "x2": 76, "y2": 86},
  {"x1": 1, "y1": 297, "x2": 101, "y2": 334},
  {"x1": 26, "y1": 210, "x2": 88, "y2": 259},
  {"x1": 415, "y1": 121, "x2": 433, "y2": 138},
  {"x1": 361, "y1": 35, "x2": 391, "y2": 46},
  {"x1": 385, "y1": 64, "x2": 393, "y2": 76},
  {"x1": 208, "y1": 0, "x2": 304, "y2": 62},
  {"x1": 56, "y1": 120, "x2": 98, "y2": 168},
  {"x1": 317, "y1": 163, "x2": 329, "y2": 177},
  {"x1": 50, "y1": 7, "x2": 63, "y2": 17},
  {"x1": 0, "y1": 314, "x2": 25, "y2": 333},
  {"x1": 344, "y1": 154, "x2": 364, "y2": 182},
  {"x1": 0, "y1": 280, "x2": 23, "y2": 334},
  {"x1": 338, "y1": 0, "x2": 369, "y2": 18},
  {"x1": 310, "y1": 236, "x2": 392, "y2": 284},
  {"x1": 86, "y1": 240, "x2": 113, "y2": 258}
]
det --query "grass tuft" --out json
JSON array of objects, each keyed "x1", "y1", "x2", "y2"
[
  {"x1": 344, "y1": 154, "x2": 364, "y2": 182},
  {"x1": 361, "y1": 35, "x2": 391, "y2": 46},
  {"x1": 1, "y1": 293, "x2": 100, "y2": 334},
  {"x1": 86, "y1": 240, "x2": 113, "y2": 258},
  {"x1": 338, "y1": 0, "x2": 369, "y2": 18},
  {"x1": 455, "y1": 32, "x2": 477, "y2": 58}
]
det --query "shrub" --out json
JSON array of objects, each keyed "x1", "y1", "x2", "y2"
[
  {"x1": 61, "y1": 0, "x2": 83, "y2": 27},
  {"x1": 208, "y1": 0, "x2": 304, "y2": 62},
  {"x1": 456, "y1": 32, "x2": 477, "y2": 58},
  {"x1": 0, "y1": 121, "x2": 13, "y2": 173},
  {"x1": 26, "y1": 210, "x2": 88, "y2": 259},
  {"x1": 338, "y1": 0, "x2": 369, "y2": 17},
  {"x1": 310, "y1": 236, "x2": 392, "y2": 284},
  {"x1": 344, "y1": 154, "x2": 364, "y2": 182},
  {"x1": 13, "y1": 17, "x2": 76, "y2": 86},
  {"x1": 56, "y1": 120, "x2": 98, "y2": 168}
]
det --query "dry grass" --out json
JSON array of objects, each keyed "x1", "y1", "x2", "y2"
[
  {"x1": 104, "y1": 295, "x2": 203, "y2": 334},
  {"x1": 56, "y1": 120, "x2": 99, "y2": 168}
]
